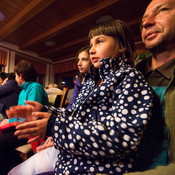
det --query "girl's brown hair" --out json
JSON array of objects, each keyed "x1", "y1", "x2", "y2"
[
  {"x1": 76, "y1": 46, "x2": 90, "y2": 58},
  {"x1": 88, "y1": 19, "x2": 135, "y2": 66},
  {"x1": 77, "y1": 46, "x2": 91, "y2": 83}
]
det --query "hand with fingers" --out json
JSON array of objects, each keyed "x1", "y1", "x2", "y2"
[
  {"x1": 14, "y1": 112, "x2": 51, "y2": 143},
  {"x1": 36, "y1": 136, "x2": 54, "y2": 153},
  {"x1": 6, "y1": 101, "x2": 43, "y2": 122}
]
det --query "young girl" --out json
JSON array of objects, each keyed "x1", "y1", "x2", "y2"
[
  {"x1": 8, "y1": 46, "x2": 91, "y2": 175},
  {"x1": 7, "y1": 19, "x2": 154, "y2": 175},
  {"x1": 67, "y1": 46, "x2": 91, "y2": 109}
]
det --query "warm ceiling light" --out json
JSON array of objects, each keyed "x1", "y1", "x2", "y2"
[
  {"x1": 95, "y1": 15, "x2": 113, "y2": 24},
  {"x1": 44, "y1": 40, "x2": 56, "y2": 47},
  {"x1": 0, "y1": 12, "x2": 5, "y2": 21}
]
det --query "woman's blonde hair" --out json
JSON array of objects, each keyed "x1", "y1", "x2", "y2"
[{"x1": 88, "y1": 19, "x2": 135, "y2": 66}]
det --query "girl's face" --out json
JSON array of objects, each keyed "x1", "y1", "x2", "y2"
[
  {"x1": 89, "y1": 35, "x2": 117, "y2": 68},
  {"x1": 77, "y1": 51, "x2": 91, "y2": 75}
]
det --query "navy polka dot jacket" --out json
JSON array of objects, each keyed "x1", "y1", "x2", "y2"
[{"x1": 48, "y1": 56, "x2": 154, "y2": 175}]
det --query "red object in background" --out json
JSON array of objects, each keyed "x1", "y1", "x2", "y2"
[
  {"x1": 0, "y1": 122, "x2": 44, "y2": 153},
  {"x1": 28, "y1": 137, "x2": 44, "y2": 153},
  {"x1": 0, "y1": 122, "x2": 18, "y2": 133}
]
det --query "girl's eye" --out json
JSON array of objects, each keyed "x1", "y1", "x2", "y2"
[{"x1": 97, "y1": 40, "x2": 102, "y2": 44}]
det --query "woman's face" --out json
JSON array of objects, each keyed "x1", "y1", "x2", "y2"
[
  {"x1": 77, "y1": 51, "x2": 91, "y2": 75},
  {"x1": 89, "y1": 35, "x2": 117, "y2": 68}
]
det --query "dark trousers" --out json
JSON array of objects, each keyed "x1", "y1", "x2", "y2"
[{"x1": 0, "y1": 131, "x2": 28, "y2": 175}]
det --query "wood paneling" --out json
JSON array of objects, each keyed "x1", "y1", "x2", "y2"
[{"x1": 0, "y1": 0, "x2": 151, "y2": 62}]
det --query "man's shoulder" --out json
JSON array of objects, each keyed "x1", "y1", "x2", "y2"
[
  {"x1": 135, "y1": 56, "x2": 152, "y2": 73},
  {"x1": 26, "y1": 81, "x2": 44, "y2": 91},
  {"x1": 28, "y1": 81, "x2": 41, "y2": 86}
]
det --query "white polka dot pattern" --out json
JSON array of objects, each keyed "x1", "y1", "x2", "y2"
[{"x1": 50, "y1": 57, "x2": 153, "y2": 174}]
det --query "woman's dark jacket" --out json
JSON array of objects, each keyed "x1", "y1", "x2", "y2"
[{"x1": 0, "y1": 80, "x2": 21, "y2": 116}]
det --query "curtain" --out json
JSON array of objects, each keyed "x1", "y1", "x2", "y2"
[
  {"x1": 54, "y1": 59, "x2": 78, "y2": 74},
  {"x1": 0, "y1": 50, "x2": 7, "y2": 66},
  {"x1": 15, "y1": 54, "x2": 47, "y2": 75}
]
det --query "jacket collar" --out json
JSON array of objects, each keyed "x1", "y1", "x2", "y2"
[
  {"x1": 137, "y1": 56, "x2": 175, "y2": 80},
  {"x1": 156, "y1": 58, "x2": 175, "y2": 80},
  {"x1": 20, "y1": 81, "x2": 32, "y2": 89},
  {"x1": 90, "y1": 56, "x2": 130, "y2": 81}
]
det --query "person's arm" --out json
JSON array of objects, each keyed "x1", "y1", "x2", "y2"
[
  {"x1": 6, "y1": 101, "x2": 44, "y2": 124},
  {"x1": 67, "y1": 76, "x2": 82, "y2": 109},
  {"x1": 6, "y1": 102, "x2": 63, "y2": 142},
  {"x1": 0, "y1": 80, "x2": 16, "y2": 98},
  {"x1": 125, "y1": 74, "x2": 175, "y2": 175},
  {"x1": 14, "y1": 111, "x2": 51, "y2": 143},
  {"x1": 6, "y1": 101, "x2": 43, "y2": 119},
  {"x1": 36, "y1": 136, "x2": 53, "y2": 153},
  {"x1": 52, "y1": 69, "x2": 154, "y2": 160}
]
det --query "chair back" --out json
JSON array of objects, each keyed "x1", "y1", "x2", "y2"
[
  {"x1": 59, "y1": 89, "x2": 68, "y2": 107},
  {"x1": 46, "y1": 88, "x2": 68, "y2": 108}
]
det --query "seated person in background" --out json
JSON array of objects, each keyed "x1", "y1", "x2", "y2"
[
  {"x1": 0, "y1": 72, "x2": 21, "y2": 122},
  {"x1": 0, "y1": 60, "x2": 49, "y2": 175},
  {"x1": 7, "y1": 20, "x2": 156, "y2": 175},
  {"x1": 14, "y1": 60, "x2": 49, "y2": 107},
  {"x1": 46, "y1": 83, "x2": 63, "y2": 108},
  {"x1": 36, "y1": 46, "x2": 91, "y2": 150},
  {"x1": 0, "y1": 72, "x2": 7, "y2": 86},
  {"x1": 7, "y1": 46, "x2": 92, "y2": 175},
  {"x1": 48, "y1": 83, "x2": 59, "y2": 89},
  {"x1": 67, "y1": 46, "x2": 91, "y2": 109}
]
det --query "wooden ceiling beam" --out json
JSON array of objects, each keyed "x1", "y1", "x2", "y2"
[
  {"x1": 20, "y1": 0, "x2": 120, "y2": 50},
  {"x1": 40, "y1": 16, "x2": 142, "y2": 58},
  {"x1": 0, "y1": 0, "x2": 55, "y2": 40},
  {"x1": 39, "y1": 36, "x2": 88, "y2": 57}
]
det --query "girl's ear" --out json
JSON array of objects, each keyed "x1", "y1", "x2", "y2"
[{"x1": 119, "y1": 47, "x2": 127, "y2": 55}]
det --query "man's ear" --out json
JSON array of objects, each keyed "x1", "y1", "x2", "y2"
[{"x1": 19, "y1": 73, "x2": 24, "y2": 80}]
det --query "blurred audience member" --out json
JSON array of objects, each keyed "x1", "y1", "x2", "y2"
[
  {"x1": 0, "y1": 72, "x2": 7, "y2": 86},
  {"x1": 67, "y1": 46, "x2": 91, "y2": 109},
  {"x1": 0, "y1": 60, "x2": 49, "y2": 175},
  {"x1": 0, "y1": 72, "x2": 21, "y2": 122},
  {"x1": 46, "y1": 83, "x2": 63, "y2": 108},
  {"x1": 48, "y1": 83, "x2": 58, "y2": 89},
  {"x1": 7, "y1": 46, "x2": 91, "y2": 175}
]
